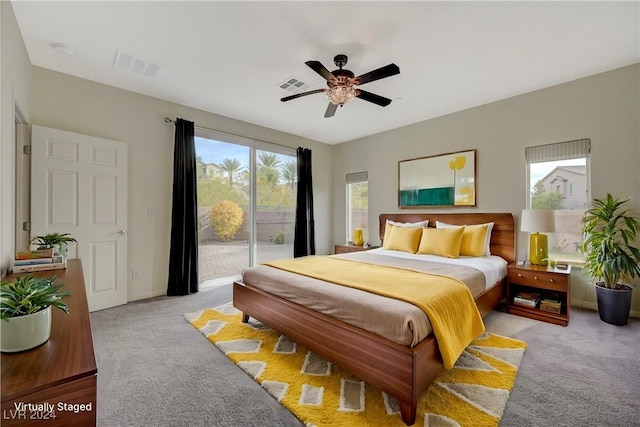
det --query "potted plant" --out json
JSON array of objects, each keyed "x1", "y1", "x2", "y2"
[
  {"x1": 0, "y1": 274, "x2": 71, "y2": 352},
  {"x1": 581, "y1": 194, "x2": 640, "y2": 325},
  {"x1": 30, "y1": 232, "x2": 77, "y2": 257}
]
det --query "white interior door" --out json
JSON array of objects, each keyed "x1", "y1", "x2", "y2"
[{"x1": 31, "y1": 125, "x2": 128, "y2": 312}]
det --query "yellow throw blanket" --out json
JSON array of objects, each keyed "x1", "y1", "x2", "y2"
[{"x1": 264, "y1": 256, "x2": 485, "y2": 369}]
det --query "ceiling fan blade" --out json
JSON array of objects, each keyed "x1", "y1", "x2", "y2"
[
  {"x1": 324, "y1": 103, "x2": 338, "y2": 118},
  {"x1": 356, "y1": 90, "x2": 392, "y2": 107},
  {"x1": 306, "y1": 61, "x2": 337, "y2": 82},
  {"x1": 355, "y1": 63, "x2": 400, "y2": 86},
  {"x1": 281, "y1": 88, "x2": 326, "y2": 102}
]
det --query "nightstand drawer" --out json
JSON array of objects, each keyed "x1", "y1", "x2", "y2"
[{"x1": 508, "y1": 269, "x2": 568, "y2": 292}]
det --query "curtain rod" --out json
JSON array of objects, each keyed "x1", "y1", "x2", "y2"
[{"x1": 164, "y1": 117, "x2": 297, "y2": 151}]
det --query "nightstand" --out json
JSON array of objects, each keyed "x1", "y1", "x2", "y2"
[
  {"x1": 334, "y1": 244, "x2": 380, "y2": 254},
  {"x1": 507, "y1": 263, "x2": 571, "y2": 326}
]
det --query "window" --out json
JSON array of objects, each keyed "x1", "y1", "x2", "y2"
[
  {"x1": 346, "y1": 172, "x2": 368, "y2": 243},
  {"x1": 526, "y1": 138, "x2": 590, "y2": 263},
  {"x1": 195, "y1": 129, "x2": 296, "y2": 283}
]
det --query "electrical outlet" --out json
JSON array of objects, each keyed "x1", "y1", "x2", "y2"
[{"x1": 132, "y1": 269, "x2": 140, "y2": 279}]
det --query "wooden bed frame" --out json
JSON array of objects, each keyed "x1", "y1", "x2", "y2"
[{"x1": 233, "y1": 213, "x2": 514, "y2": 425}]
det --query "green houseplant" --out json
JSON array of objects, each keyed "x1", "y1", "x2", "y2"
[
  {"x1": 0, "y1": 274, "x2": 71, "y2": 352},
  {"x1": 581, "y1": 194, "x2": 640, "y2": 325},
  {"x1": 30, "y1": 232, "x2": 77, "y2": 257}
]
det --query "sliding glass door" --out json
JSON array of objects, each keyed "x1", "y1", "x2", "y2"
[
  {"x1": 255, "y1": 149, "x2": 297, "y2": 264},
  {"x1": 195, "y1": 130, "x2": 296, "y2": 285}
]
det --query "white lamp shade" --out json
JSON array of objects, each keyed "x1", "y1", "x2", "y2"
[{"x1": 521, "y1": 209, "x2": 555, "y2": 232}]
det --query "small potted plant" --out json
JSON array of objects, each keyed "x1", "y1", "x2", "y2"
[
  {"x1": 581, "y1": 194, "x2": 640, "y2": 325},
  {"x1": 30, "y1": 232, "x2": 77, "y2": 257},
  {"x1": 0, "y1": 274, "x2": 71, "y2": 352}
]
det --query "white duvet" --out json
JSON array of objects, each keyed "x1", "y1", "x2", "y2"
[{"x1": 366, "y1": 247, "x2": 508, "y2": 290}]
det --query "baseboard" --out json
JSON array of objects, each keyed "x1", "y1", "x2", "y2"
[
  {"x1": 128, "y1": 287, "x2": 166, "y2": 302},
  {"x1": 578, "y1": 300, "x2": 598, "y2": 311},
  {"x1": 572, "y1": 299, "x2": 640, "y2": 319},
  {"x1": 127, "y1": 280, "x2": 235, "y2": 302}
]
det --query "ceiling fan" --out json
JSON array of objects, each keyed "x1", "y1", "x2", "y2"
[{"x1": 281, "y1": 54, "x2": 400, "y2": 118}]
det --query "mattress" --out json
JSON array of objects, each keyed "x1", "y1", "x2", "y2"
[{"x1": 240, "y1": 250, "x2": 507, "y2": 347}]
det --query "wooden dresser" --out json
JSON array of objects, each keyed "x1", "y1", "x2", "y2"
[{"x1": 1, "y1": 259, "x2": 97, "y2": 426}]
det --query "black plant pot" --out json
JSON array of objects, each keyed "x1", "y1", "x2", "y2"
[{"x1": 595, "y1": 283, "x2": 633, "y2": 326}]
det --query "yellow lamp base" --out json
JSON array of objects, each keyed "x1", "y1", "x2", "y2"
[
  {"x1": 529, "y1": 232, "x2": 548, "y2": 265},
  {"x1": 353, "y1": 228, "x2": 364, "y2": 246}
]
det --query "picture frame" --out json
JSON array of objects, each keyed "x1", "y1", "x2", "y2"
[{"x1": 398, "y1": 149, "x2": 476, "y2": 208}]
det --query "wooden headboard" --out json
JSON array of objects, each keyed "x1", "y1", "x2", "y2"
[{"x1": 379, "y1": 213, "x2": 515, "y2": 265}]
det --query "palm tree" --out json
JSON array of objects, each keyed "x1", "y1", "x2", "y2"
[
  {"x1": 282, "y1": 161, "x2": 297, "y2": 191},
  {"x1": 258, "y1": 152, "x2": 281, "y2": 169},
  {"x1": 219, "y1": 158, "x2": 242, "y2": 187},
  {"x1": 258, "y1": 152, "x2": 281, "y2": 186}
]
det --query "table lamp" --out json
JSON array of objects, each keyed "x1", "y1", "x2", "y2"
[
  {"x1": 353, "y1": 228, "x2": 364, "y2": 246},
  {"x1": 521, "y1": 209, "x2": 555, "y2": 265}
]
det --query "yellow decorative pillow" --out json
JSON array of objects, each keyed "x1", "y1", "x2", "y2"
[
  {"x1": 383, "y1": 225, "x2": 423, "y2": 253},
  {"x1": 382, "y1": 219, "x2": 428, "y2": 244},
  {"x1": 436, "y1": 221, "x2": 494, "y2": 256},
  {"x1": 459, "y1": 224, "x2": 489, "y2": 257},
  {"x1": 417, "y1": 226, "x2": 465, "y2": 258}
]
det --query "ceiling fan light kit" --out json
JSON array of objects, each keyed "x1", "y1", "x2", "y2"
[
  {"x1": 326, "y1": 86, "x2": 357, "y2": 106},
  {"x1": 281, "y1": 54, "x2": 400, "y2": 118}
]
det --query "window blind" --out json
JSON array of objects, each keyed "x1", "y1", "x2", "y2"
[
  {"x1": 525, "y1": 138, "x2": 590, "y2": 163},
  {"x1": 346, "y1": 171, "x2": 368, "y2": 183}
]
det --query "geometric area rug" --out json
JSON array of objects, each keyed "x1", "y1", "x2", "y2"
[{"x1": 184, "y1": 304, "x2": 527, "y2": 427}]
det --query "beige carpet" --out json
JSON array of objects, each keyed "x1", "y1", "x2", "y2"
[{"x1": 185, "y1": 304, "x2": 527, "y2": 427}]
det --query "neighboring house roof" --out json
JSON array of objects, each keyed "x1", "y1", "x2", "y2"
[{"x1": 539, "y1": 165, "x2": 586, "y2": 183}]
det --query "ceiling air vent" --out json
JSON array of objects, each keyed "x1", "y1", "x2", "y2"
[
  {"x1": 278, "y1": 77, "x2": 312, "y2": 94},
  {"x1": 114, "y1": 50, "x2": 161, "y2": 78}
]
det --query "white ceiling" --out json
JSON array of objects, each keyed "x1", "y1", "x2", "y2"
[{"x1": 11, "y1": 1, "x2": 640, "y2": 145}]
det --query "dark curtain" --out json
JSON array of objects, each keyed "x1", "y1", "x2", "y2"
[
  {"x1": 167, "y1": 118, "x2": 199, "y2": 295},
  {"x1": 294, "y1": 147, "x2": 315, "y2": 257}
]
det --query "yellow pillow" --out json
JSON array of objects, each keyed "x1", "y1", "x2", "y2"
[
  {"x1": 459, "y1": 224, "x2": 489, "y2": 257},
  {"x1": 382, "y1": 219, "x2": 428, "y2": 244},
  {"x1": 417, "y1": 226, "x2": 465, "y2": 258},
  {"x1": 436, "y1": 221, "x2": 494, "y2": 256},
  {"x1": 383, "y1": 225, "x2": 423, "y2": 253}
]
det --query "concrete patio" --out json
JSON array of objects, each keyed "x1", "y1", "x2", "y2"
[{"x1": 198, "y1": 241, "x2": 293, "y2": 285}]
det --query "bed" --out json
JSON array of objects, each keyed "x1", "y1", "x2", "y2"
[{"x1": 233, "y1": 213, "x2": 515, "y2": 425}]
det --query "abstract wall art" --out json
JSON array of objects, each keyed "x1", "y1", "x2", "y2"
[{"x1": 398, "y1": 149, "x2": 476, "y2": 207}]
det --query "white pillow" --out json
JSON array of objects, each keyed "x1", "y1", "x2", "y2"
[
  {"x1": 435, "y1": 220, "x2": 494, "y2": 256},
  {"x1": 383, "y1": 219, "x2": 428, "y2": 244},
  {"x1": 386, "y1": 219, "x2": 429, "y2": 228}
]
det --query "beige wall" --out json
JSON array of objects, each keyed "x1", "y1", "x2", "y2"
[
  {"x1": 1, "y1": 1, "x2": 31, "y2": 276},
  {"x1": 333, "y1": 64, "x2": 640, "y2": 316},
  {"x1": 27, "y1": 68, "x2": 332, "y2": 301}
]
